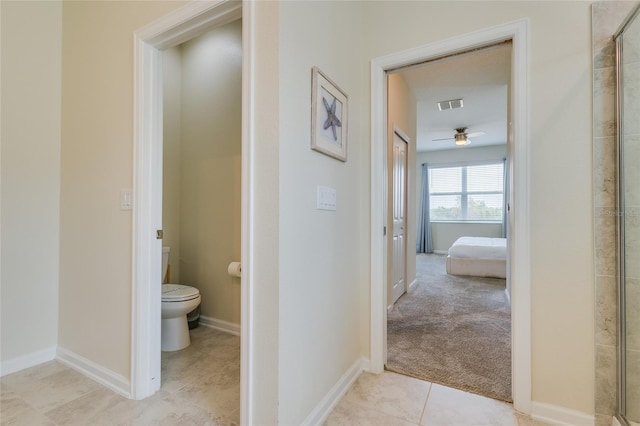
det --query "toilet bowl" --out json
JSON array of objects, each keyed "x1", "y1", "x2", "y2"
[
  {"x1": 161, "y1": 284, "x2": 201, "y2": 351},
  {"x1": 161, "y1": 247, "x2": 201, "y2": 352}
]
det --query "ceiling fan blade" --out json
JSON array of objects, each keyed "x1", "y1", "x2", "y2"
[
  {"x1": 466, "y1": 131, "x2": 485, "y2": 138},
  {"x1": 432, "y1": 137, "x2": 454, "y2": 142}
]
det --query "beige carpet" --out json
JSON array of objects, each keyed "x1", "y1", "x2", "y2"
[{"x1": 386, "y1": 253, "x2": 512, "y2": 402}]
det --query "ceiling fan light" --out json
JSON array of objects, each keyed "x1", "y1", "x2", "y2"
[{"x1": 455, "y1": 133, "x2": 470, "y2": 145}]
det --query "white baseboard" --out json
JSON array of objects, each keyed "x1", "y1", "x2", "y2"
[
  {"x1": 302, "y1": 357, "x2": 369, "y2": 426},
  {"x1": 408, "y1": 279, "x2": 418, "y2": 292},
  {"x1": 530, "y1": 402, "x2": 595, "y2": 426},
  {"x1": 0, "y1": 346, "x2": 56, "y2": 377},
  {"x1": 434, "y1": 250, "x2": 448, "y2": 255},
  {"x1": 199, "y1": 315, "x2": 240, "y2": 336},
  {"x1": 387, "y1": 280, "x2": 418, "y2": 312},
  {"x1": 56, "y1": 347, "x2": 130, "y2": 398}
]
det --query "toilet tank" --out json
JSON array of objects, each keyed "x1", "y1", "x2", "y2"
[{"x1": 162, "y1": 247, "x2": 170, "y2": 283}]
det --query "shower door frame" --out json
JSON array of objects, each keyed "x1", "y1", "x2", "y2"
[
  {"x1": 614, "y1": 4, "x2": 640, "y2": 424},
  {"x1": 615, "y1": 28, "x2": 627, "y2": 423}
]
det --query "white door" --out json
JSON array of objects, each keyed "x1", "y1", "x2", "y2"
[{"x1": 391, "y1": 132, "x2": 408, "y2": 304}]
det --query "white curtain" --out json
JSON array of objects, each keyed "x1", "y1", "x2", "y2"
[{"x1": 417, "y1": 163, "x2": 433, "y2": 253}]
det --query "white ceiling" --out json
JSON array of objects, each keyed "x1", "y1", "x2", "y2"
[{"x1": 397, "y1": 43, "x2": 511, "y2": 152}]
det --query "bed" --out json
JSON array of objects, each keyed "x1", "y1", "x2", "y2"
[{"x1": 446, "y1": 237, "x2": 507, "y2": 279}]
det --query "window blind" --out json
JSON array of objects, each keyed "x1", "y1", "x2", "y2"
[{"x1": 429, "y1": 161, "x2": 504, "y2": 222}]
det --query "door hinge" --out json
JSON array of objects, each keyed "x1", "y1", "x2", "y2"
[
  {"x1": 383, "y1": 226, "x2": 387, "y2": 236},
  {"x1": 156, "y1": 230, "x2": 163, "y2": 240}
]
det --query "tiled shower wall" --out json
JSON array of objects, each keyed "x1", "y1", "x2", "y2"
[{"x1": 592, "y1": 2, "x2": 638, "y2": 425}]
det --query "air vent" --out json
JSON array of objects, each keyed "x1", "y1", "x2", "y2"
[{"x1": 437, "y1": 98, "x2": 464, "y2": 111}]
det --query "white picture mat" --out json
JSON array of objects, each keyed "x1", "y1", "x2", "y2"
[{"x1": 311, "y1": 67, "x2": 348, "y2": 161}]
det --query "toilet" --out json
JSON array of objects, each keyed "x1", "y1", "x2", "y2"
[{"x1": 161, "y1": 247, "x2": 201, "y2": 351}]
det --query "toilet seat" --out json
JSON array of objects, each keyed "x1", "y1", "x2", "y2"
[{"x1": 162, "y1": 284, "x2": 200, "y2": 302}]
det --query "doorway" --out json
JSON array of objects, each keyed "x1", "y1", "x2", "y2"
[
  {"x1": 386, "y1": 43, "x2": 512, "y2": 402},
  {"x1": 157, "y1": 19, "x2": 242, "y2": 420},
  {"x1": 370, "y1": 20, "x2": 532, "y2": 414},
  {"x1": 131, "y1": 2, "x2": 254, "y2": 423}
]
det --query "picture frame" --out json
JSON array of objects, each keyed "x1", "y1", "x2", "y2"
[{"x1": 311, "y1": 66, "x2": 348, "y2": 162}]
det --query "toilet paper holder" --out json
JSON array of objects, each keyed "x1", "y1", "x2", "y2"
[{"x1": 227, "y1": 262, "x2": 242, "y2": 278}]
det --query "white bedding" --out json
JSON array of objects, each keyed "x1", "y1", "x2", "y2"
[{"x1": 448, "y1": 237, "x2": 507, "y2": 260}]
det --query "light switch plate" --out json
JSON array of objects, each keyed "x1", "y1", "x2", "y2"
[
  {"x1": 317, "y1": 185, "x2": 336, "y2": 211},
  {"x1": 120, "y1": 189, "x2": 133, "y2": 210}
]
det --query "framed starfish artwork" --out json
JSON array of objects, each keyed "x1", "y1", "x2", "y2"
[{"x1": 311, "y1": 66, "x2": 348, "y2": 162}]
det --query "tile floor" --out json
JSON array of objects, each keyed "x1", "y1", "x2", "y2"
[
  {"x1": 1, "y1": 326, "x2": 240, "y2": 426},
  {"x1": 1, "y1": 326, "x2": 549, "y2": 426},
  {"x1": 325, "y1": 371, "x2": 550, "y2": 426}
]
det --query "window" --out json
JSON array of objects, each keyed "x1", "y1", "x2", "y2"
[{"x1": 429, "y1": 161, "x2": 504, "y2": 222}]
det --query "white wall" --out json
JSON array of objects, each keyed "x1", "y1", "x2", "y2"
[
  {"x1": 416, "y1": 144, "x2": 507, "y2": 168},
  {"x1": 162, "y1": 21, "x2": 243, "y2": 325},
  {"x1": 432, "y1": 223, "x2": 503, "y2": 254},
  {"x1": 277, "y1": 2, "x2": 368, "y2": 424},
  {"x1": 59, "y1": 0, "x2": 187, "y2": 379},
  {"x1": 363, "y1": 1, "x2": 595, "y2": 415},
  {"x1": 11, "y1": 1, "x2": 276, "y2": 423},
  {"x1": 416, "y1": 145, "x2": 507, "y2": 252},
  {"x1": 162, "y1": 46, "x2": 182, "y2": 283},
  {"x1": 0, "y1": 1, "x2": 62, "y2": 369},
  {"x1": 249, "y1": 3, "x2": 281, "y2": 422},
  {"x1": 10, "y1": 0, "x2": 596, "y2": 422}
]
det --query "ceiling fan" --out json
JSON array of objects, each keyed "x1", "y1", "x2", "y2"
[{"x1": 432, "y1": 127, "x2": 485, "y2": 146}]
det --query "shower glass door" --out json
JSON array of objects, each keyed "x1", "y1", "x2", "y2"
[{"x1": 617, "y1": 4, "x2": 640, "y2": 424}]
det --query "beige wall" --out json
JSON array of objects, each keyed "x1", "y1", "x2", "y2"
[
  {"x1": 416, "y1": 145, "x2": 507, "y2": 252},
  {"x1": 162, "y1": 21, "x2": 243, "y2": 325},
  {"x1": 59, "y1": 0, "x2": 186, "y2": 379},
  {"x1": 363, "y1": 1, "x2": 595, "y2": 414},
  {"x1": 4, "y1": 0, "x2": 598, "y2": 421},
  {"x1": 416, "y1": 145, "x2": 507, "y2": 170},
  {"x1": 180, "y1": 21, "x2": 242, "y2": 324},
  {"x1": 277, "y1": 2, "x2": 368, "y2": 424},
  {"x1": 162, "y1": 46, "x2": 182, "y2": 283},
  {"x1": 0, "y1": 1, "x2": 62, "y2": 365},
  {"x1": 387, "y1": 73, "x2": 417, "y2": 301}
]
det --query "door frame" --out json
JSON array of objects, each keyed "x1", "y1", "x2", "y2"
[
  {"x1": 370, "y1": 19, "x2": 531, "y2": 414},
  {"x1": 131, "y1": 1, "x2": 254, "y2": 423}
]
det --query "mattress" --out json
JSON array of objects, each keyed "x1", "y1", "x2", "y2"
[
  {"x1": 448, "y1": 237, "x2": 507, "y2": 260},
  {"x1": 446, "y1": 256, "x2": 506, "y2": 279}
]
